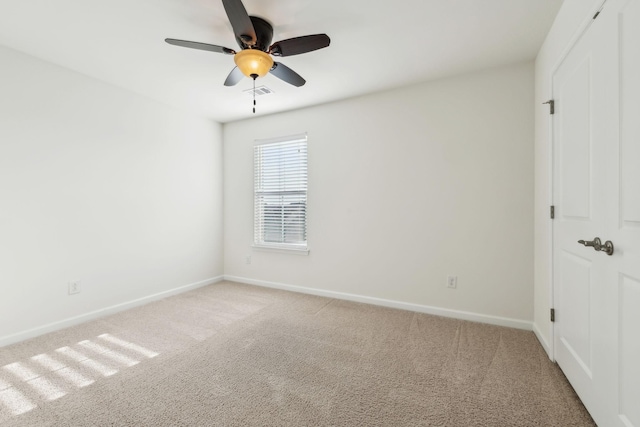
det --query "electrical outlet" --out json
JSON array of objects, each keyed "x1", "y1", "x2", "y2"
[
  {"x1": 68, "y1": 280, "x2": 81, "y2": 295},
  {"x1": 446, "y1": 276, "x2": 457, "y2": 289},
  {"x1": 245, "y1": 256, "x2": 252, "y2": 265}
]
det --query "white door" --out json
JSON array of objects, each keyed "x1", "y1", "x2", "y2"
[
  {"x1": 552, "y1": 10, "x2": 610, "y2": 423},
  {"x1": 552, "y1": 0, "x2": 640, "y2": 426}
]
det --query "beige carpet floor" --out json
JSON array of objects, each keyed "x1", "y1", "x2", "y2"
[{"x1": 0, "y1": 281, "x2": 595, "y2": 426}]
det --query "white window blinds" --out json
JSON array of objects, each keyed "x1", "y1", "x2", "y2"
[{"x1": 254, "y1": 134, "x2": 308, "y2": 250}]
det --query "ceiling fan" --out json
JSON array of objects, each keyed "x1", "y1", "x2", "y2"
[{"x1": 165, "y1": 0, "x2": 330, "y2": 88}]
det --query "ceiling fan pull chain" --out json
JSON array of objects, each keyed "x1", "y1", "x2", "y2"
[{"x1": 252, "y1": 74, "x2": 257, "y2": 113}]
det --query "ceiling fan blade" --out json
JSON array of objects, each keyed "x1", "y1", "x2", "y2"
[
  {"x1": 221, "y1": 0, "x2": 256, "y2": 46},
  {"x1": 165, "y1": 39, "x2": 235, "y2": 55},
  {"x1": 224, "y1": 67, "x2": 245, "y2": 86},
  {"x1": 269, "y1": 62, "x2": 306, "y2": 87},
  {"x1": 269, "y1": 34, "x2": 330, "y2": 57}
]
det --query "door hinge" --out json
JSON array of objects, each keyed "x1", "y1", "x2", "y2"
[
  {"x1": 550, "y1": 308, "x2": 555, "y2": 322},
  {"x1": 550, "y1": 205, "x2": 555, "y2": 219},
  {"x1": 543, "y1": 99, "x2": 555, "y2": 115},
  {"x1": 593, "y1": 0, "x2": 607, "y2": 19}
]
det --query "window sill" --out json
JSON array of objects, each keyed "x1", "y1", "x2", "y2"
[{"x1": 251, "y1": 244, "x2": 310, "y2": 255}]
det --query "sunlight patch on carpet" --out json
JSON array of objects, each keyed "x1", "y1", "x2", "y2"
[
  {"x1": 78, "y1": 340, "x2": 140, "y2": 367},
  {"x1": 0, "y1": 387, "x2": 36, "y2": 416},
  {"x1": 97, "y1": 333, "x2": 159, "y2": 358},
  {"x1": 55, "y1": 346, "x2": 118, "y2": 377},
  {"x1": 0, "y1": 334, "x2": 159, "y2": 421}
]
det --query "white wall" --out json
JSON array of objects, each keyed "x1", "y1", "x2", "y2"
[
  {"x1": 224, "y1": 61, "x2": 535, "y2": 326},
  {"x1": 0, "y1": 46, "x2": 224, "y2": 346},
  {"x1": 533, "y1": 0, "x2": 603, "y2": 356}
]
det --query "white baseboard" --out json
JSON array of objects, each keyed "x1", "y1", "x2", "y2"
[
  {"x1": 533, "y1": 322, "x2": 554, "y2": 360},
  {"x1": 224, "y1": 275, "x2": 533, "y2": 331},
  {"x1": 0, "y1": 276, "x2": 224, "y2": 348}
]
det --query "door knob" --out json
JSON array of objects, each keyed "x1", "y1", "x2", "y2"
[
  {"x1": 578, "y1": 237, "x2": 614, "y2": 256},
  {"x1": 578, "y1": 238, "x2": 600, "y2": 248}
]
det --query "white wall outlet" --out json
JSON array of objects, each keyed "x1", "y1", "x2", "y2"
[
  {"x1": 245, "y1": 255, "x2": 252, "y2": 265},
  {"x1": 68, "y1": 280, "x2": 81, "y2": 295},
  {"x1": 446, "y1": 276, "x2": 457, "y2": 289}
]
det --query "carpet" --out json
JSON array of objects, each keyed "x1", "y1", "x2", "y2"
[{"x1": 0, "y1": 281, "x2": 595, "y2": 426}]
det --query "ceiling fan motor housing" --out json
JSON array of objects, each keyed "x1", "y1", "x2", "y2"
[{"x1": 237, "y1": 16, "x2": 273, "y2": 51}]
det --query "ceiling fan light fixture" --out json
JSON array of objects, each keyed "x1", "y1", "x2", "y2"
[{"x1": 234, "y1": 49, "x2": 274, "y2": 78}]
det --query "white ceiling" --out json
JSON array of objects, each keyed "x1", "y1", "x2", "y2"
[{"x1": 0, "y1": 0, "x2": 563, "y2": 123}]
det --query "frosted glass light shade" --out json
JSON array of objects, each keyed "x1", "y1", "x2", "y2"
[{"x1": 234, "y1": 50, "x2": 274, "y2": 78}]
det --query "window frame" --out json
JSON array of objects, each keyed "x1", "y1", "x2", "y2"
[{"x1": 252, "y1": 133, "x2": 309, "y2": 254}]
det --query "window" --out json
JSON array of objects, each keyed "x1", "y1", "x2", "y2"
[{"x1": 254, "y1": 134, "x2": 308, "y2": 252}]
